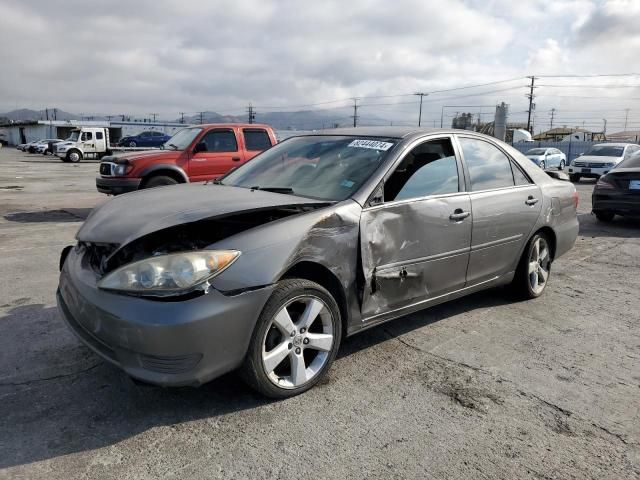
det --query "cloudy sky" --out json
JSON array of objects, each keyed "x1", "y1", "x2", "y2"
[{"x1": 1, "y1": 0, "x2": 640, "y2": 131}]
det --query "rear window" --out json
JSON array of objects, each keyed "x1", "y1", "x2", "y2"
[
  {"x1": 616, "y1": 154, "x2": 640, "y2": 169},
  {"x1": 243, "y1": 129, "x2": 272, "y2": 151}
]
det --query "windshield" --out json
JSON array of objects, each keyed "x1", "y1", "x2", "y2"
[
  {"x1": 163, "y1": 128, "x2": 203, "y2": 150},
  {"x1": 221, "y1": 135, "x2": 397, "y2": 201},
  {"x1": 526, "y1": 148, "x2": 547, "y2": 155},
  {"x1": 584, "y1": 145, "x2": 625, "y2": 157},
  {"x1": 67, "y1": 131, "x2": 80, "y2": 141},
  {"x1": 615, "y1": 153, "x2": 640, "y2": 169}
]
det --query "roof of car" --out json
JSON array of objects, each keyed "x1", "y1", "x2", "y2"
[
  {"x1": 302, "y1": 126, "x2": 455, "y2": 139},
  {"x1": 593, "y1": 143, "x2": 635, "y2": 147},
  {"x1": 195, "y1": 123, "x2": 273, "y2": 129}
]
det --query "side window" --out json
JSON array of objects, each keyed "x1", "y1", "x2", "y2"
[
  {"x1": 459, "y1": 137, "x2": 515, "y2": 191},
  {"x1": 384, "y1": 138, "x2": 459, "y2": 202},
  {"x1": 200, "y1": 130, "x2": 238, "y2": 152},
  {"x1": 96, "y1": 132, "x2": 103, "y2": 140},
  {"x1": 81, "y1": 132, "x2": 93, "y2": 141},
  {"x1": 243, "y1": 129, "x2": 272, "y2": 151},
  {"x1": 511, "y1": 160, "x2": 531, "y2": 185}
]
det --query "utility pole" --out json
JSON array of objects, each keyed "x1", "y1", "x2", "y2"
[
  {"x1": 603, "y1": 118, "x2": 607, "y2": 136},
  {"x1": 179, "y1": 112, "x2": 185, "y2": 124},
  {"x1": 549, "y1": 108, "x2": 556, "y2": 130},
  {"x1": 53, "y1": 108, "x2": 57, "y2": 121},
  {"x1": 414, "y1": 92, "x2": 427, "y2": 127},
  {"x1": 246, "y1": 103, "x2": 256, "y2": 124},
  {"x1": 624, "y1": 108, "x2": 630, "y2": 130},
  {"x1": 351, "y1": 98, "x2": 359, "y2": 127},
  {"x1": 45, "y1": 108, "x2": 49, "y2": 121},
  {"x1": 121, "y1": 114, "x2": 126, "y2": 121},
  {"x1": 526, "y1": 76, "x2": 536, "y2": 133},
  {"x1": 149, "y1": 113, "x2": 158, "y2": 122},
  {"x1": 106, "y1": 115, "x2": 113, "y2": 122},
  {"x1": 198, "y1": 112, "x2": 205, "y2": 124}
]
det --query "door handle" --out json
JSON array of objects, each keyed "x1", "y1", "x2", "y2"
[
  {"x1": 449, "y1": 209, "x2": 470, "y2": 221},
  {"x1": 525, "y1": 196, "x2": 539, "y2": 206},
  {"x1": 232, "y1": 156, "x2": 241, "y2": 161}
]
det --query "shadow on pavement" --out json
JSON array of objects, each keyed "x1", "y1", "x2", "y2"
[
  {"x1": 4, "y1": 208, "x2": 93, "y2": 223},
  {"x1": 578, "y1": 213, "x2": 640, "y2": 239},
  {"x1": 0, "y1": 289, "x2": 520, "y2": 469}
]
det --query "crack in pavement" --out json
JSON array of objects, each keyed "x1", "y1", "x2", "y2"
[
  {"x1": 0, "y1": 362, "x2": 102, "y2": 387},
  {"x1": 382, "y1": 328, "x2": 632, "y2": 446}
]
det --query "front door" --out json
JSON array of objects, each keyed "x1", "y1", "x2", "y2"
[
  {"x1": 359, "y1": 136, "x2": 472, "y2": 320},
  {"x1": 189, "y1": 128, "x2": 244, "y2": 181},
  {"x1": 456, "y1": 136, "x2": 543, "y2": 285},
  {"x1": 80, "y1": 131, "x2": 96, "y2": 153}
]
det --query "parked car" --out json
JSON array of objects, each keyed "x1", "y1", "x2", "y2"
[
  {"x1": 525, "y1": 147, "x2": 566, "y2": 170},
  {"x1": 16, "y1": 143, "x2": 28, "y2": 151},
  {"x1": 58, "y1": 127, "x2": 579, "y2": 398},
  {"x1": 24, "y1": 140, "x2": 44, "y2": 153},
  {"x1": 97, "y1": 124, "x2": 277, "y2": 195},
  {"x1": 118, "y1": 131, "x2": 171, "y2": 148},
  {"x1": 36, "y1": 139, "x2": 65, "y2": 155},
  {"x1": 568, "y1": 143, "x2": 640, "y2": 182},
  {"x1": 592, "y1": 151, "x2": 640, "y2": 222}
]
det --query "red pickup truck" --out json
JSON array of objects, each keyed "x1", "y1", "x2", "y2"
[{"x1": 96, "y1": 124, "x2": 277, "y2": 195}]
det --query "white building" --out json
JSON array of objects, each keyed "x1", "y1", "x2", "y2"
[{"x1": 0, "y1": 119, "x2": 191, "y2": 145}]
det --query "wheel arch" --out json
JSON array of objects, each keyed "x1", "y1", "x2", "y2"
[
  {"x1": 533, "y1": 226, "x2": 557, "y2": 261},
  {"x1": 139, "y1": 165, "x2": 188, "y2": 187},
  {"x1": 280, "y1": 261, "x2": 349, "y2": 338}
]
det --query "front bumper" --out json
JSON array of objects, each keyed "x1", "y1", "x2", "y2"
[
  {"x1": 567, "y1": 165, "x2": 614, "y2": 178},
  {"x1": 593, "y1": 191, "x2": 640, "y2": 216},
  {"x1": 57, "y1": 248, "x2": 274, "y2": 386},
  {"x1": 96, "y1": 176, "x2": 142, "y2": 195}
]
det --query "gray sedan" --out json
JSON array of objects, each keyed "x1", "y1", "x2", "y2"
[{"x1": 57, "y1": 128, "x2": 579, "y2": 398}]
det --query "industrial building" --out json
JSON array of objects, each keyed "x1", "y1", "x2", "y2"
[{"x1": 0, "y1": 119, "x2": 189, "y2": 145}]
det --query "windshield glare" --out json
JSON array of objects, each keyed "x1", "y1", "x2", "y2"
[
  {"x1": 585, "y1": 145, "x2": 624, "y2": 157},
  {"x1": 68, "y1": 131, "x2": 80, "y2": 141},
  {"x1": 221, "y1": 136, "x2": 396, "y2": 201},
  {"x1": 163, "y1": 128, "x2": 203, "y2": 150},
  {"x1": 526, "y1": 148, "x2": 547, "y2": 155}
]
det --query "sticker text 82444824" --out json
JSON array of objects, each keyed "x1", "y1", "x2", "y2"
[{"x1": 348, "y1": 139, "x2": 394, "y2": 151}]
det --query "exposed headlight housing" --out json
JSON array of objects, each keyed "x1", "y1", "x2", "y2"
[{"x1": 98, "y1": 250, "x2": 240, "y2": 296}]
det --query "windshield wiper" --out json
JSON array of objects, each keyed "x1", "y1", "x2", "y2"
[{"x1": 250, "y1": 186, "x2": 295, "y2": 194}]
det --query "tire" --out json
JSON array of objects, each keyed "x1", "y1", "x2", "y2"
[
  {"x1": 241, "y1": 278, "x2": 342, "y2": 398},
  {"x1": 559, "y1": 159, "x2": 565, "y2": 170},
  {"x1": 511, "y1": 232, "x2": 552, "y2": 300},
  {"x1": 594, "y1": 211, "x2": 615, "y2": 222},
  {"x1": 143, "y1": 175, "x2": 179, "y2": 189},
  {"x1": 569, "y1": 174, "x2": 580, "y2": 183},
  {"x1": 540, "y1": 160, "x2": 546, "y2": 170},
  {"x1": 67, "y1": 150, "x2": 82, "y2": 163},
  {"x1": 43, "y1": 149, "x2": 50, "y2": 156},
  {"x1": 128, "y1": 141, "x2": 137, "y2": 147}
]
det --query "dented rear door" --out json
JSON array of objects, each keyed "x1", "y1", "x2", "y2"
[{"x1": 359, "y1": 193, "x2": 472, "y2": 320}]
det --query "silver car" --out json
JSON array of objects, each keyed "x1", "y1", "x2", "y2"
[
  {"x1": 525, "y1": 147, "x2": 567, "y2": 170},
  {"x1": 57, "y1": 128, "x2": 579, "y2": 398}
]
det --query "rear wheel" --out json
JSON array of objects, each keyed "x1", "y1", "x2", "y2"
[
  {"x1": 569, "y1": 173, "x2": 580, "y2": 182},
  {"x1": 512, "y1": 233, "x2": 552, "y2": 299},
  {"x1": 143, "y1": 175, "x2": 179, "y2": 189},
  {"x1": 540, "y1": 160, "x2": 546, "y2": 170},
  {"x1": 241, "y1": 279, "x2": 342, "y2": 398},
  {"x1": 128, "y1": 141, "x2": 137, "y2": 147},
  {"x1": 594, "y1": 211, "x2": 615, "y2": 222},
  {"x1": 559, "y1": 159, "x2": 565, "y2": 170}
]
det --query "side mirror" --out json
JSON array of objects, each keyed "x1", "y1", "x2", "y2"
[{"x1": 193, "y1": 142, "x2": 207, "y2": 154}]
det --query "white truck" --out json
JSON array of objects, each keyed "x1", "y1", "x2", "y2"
[{"x1": 54, "y1": 127, "x2": 112, "y2": 162}]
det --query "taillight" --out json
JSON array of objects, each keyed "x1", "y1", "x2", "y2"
[
  {"x1": 595, "y1": 178, "x2": 615, "y2": 190},
  {"x1": 572, "y1": 190, "x2": 579, "y2": 210}
]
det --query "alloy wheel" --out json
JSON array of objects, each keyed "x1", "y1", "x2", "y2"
[
  {"x1": 528, "y1": 237, "x2": 550, "y2": 295},
  {"x1": 261, "y1": 295, "x2": 334, "y2": 389}
]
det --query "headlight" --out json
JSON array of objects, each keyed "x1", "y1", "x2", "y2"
[
  {"x1": 98, "y1": 250, "x2": 240, "y2": 296},
  {"x1": 114, "y1": 164, "x2": 129, "y2": 176}
]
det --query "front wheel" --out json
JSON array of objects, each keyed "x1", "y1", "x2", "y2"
[
  {"x1": 143, "y1": 175, "x2": 179, "y2": 189},
  {"x1": 241, "y1": 279, "x2": 342, "y2": 398},
  {"x1": 511, "y1": 233, "x2": 552, "y2": 299},
  {"x1": 559, "y1": 159, "x2": 565, "y2": 170},
  {"x1": 569, "y1": 173, "x2": 580, "y2": 182},
  {"x1": 539, "y1": 160, "x2": 546, "y2": 170},
  {"x1": 128, "y1": 141, "x2": 137, "y2": 147},
  {"x1": 67, "y1": 150, "x2": 82, "y2": 163}
]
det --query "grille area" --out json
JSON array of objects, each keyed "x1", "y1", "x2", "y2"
[
  {"x1": 573, "y1": 161, "x2": 608, "y2": 168},
  {"x1": 139, "y1": 353, "x2": 203, "y2": 374}
]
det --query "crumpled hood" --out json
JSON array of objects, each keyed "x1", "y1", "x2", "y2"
[{"x1": 77, "y1": 183, "x2": 327, "y2": 245}]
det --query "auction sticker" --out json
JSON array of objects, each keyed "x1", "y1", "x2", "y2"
[{"x1": 348, "y1": 139, "x2": 394, "y2": 151}]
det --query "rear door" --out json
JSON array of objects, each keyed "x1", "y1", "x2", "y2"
[
  {"x1": 359, "y1": 136, "x2": 472, "y2": 320},
  {"x1": 189, "y1": 128, "x2": 242, "y2": 181},
  {"x1": 456, "y1": 135, "x2": 542, "y2": 285},
  {"x1": 242, "y1": 128, "x2": 273, "y2": 161}
]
